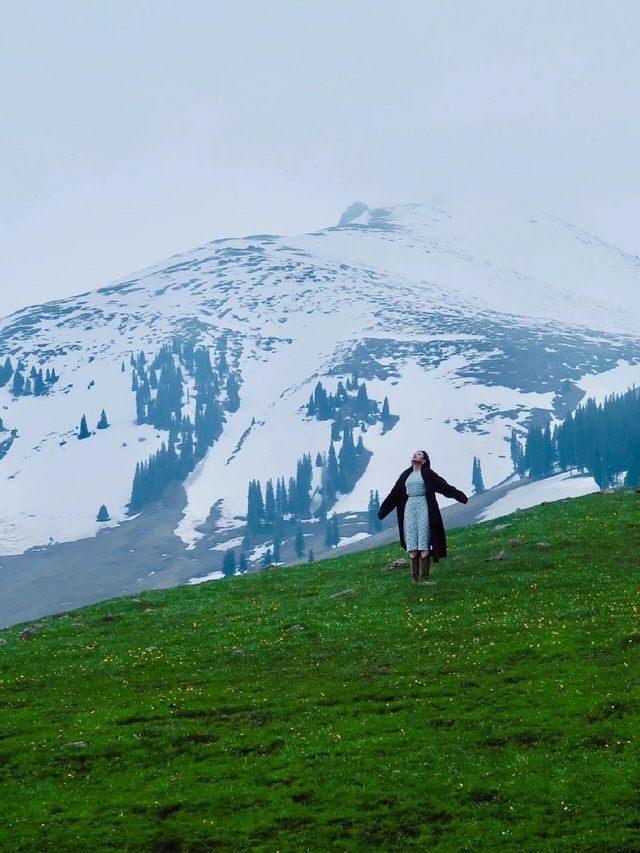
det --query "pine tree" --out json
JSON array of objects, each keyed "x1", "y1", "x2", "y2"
[
  {"x1": 472, "y1": 457, "x2": 485, "y2": 494},
  {"x1": 324, "y1": 513, "x2": 340, "y2": 548},
  {"x1": 331, "y1": 513, "x2": 340, "y2": 547},
  {"x1": 306, "y1": 393, "x2": 317, "y2": 417},
  {"x1": 367, "y1": 490, "x2": 377, "y2": 533},
  {"x1": 226, "y1": 374, "x2": 240, "y2": 412},
  {"x1": 181, "y1": 339, "x2": 195, "y2": 372},
  {"x1": 315, "y1": 451, "x2": 323, "y2": 467},
  {"x1": 275, "y1": 477, "x2": 284, "y2": 517},
  {"x1": 295, "y1": 525, "x2": 305, "y2": 558},
  {"x1": 510, "y1": 428, "x2": 523, "y2": 474},
  {"x1": 97, "y1": 409, "x2": 109, "y2": 430},
  {"x1": 356, "y1": 383, "x2": 370, "y2": 414},
  {"x1": 373, "y1": 490, "x2": 382, "y2": 531},
  {"x1": 96, "y1": 504, "x2": 110, "y2": 522},
  {"x1": 263, "y1": 548, "x2": 273, "y2": 568},
  {"x1": 367, "y1": 490, "x2": 383, "y2": 533},
  {"x1": 194, "y1": 385, "x2": 223, "y2": 458},
  {"x1": 277, "y1": 477, "x2": 285, "y2": 514},
  {"x1": 543, "y1": 423, "x2": 556, "y2": 475},
  {"x1": 295, "y1": 453, "x2": 313, "y2": 517},
  {"x1": 326, "y1": 441, "x2": 339, "y2": 503},
  {"x1": 338, "y1": 424, "x2": 357, "y2": 492},
  {"x1": 135, "y1": 387, "x2": 147, "y2": 424},
  {"x1": 381, "y1": 396, "x2": 391, "y2": 420},
  {"x1": 178, "y1": 417, "x2": 194, "y2": 476},
  {"x1": 246, "y1": 480, "x2": 265, "y2": 532},
  {"x1": 524, "y1": 422, "x2": 556, "y2": 479},
  {"x1": 272, "y1": 534, "x2": 281, "y2": 563},
  {"x1": 288, "y1": 476, "x2": 297, "y2": 516},
  {"x1": 149, "y1": 356, "x2": 184, "y2": 430},
  {"x1": 130, "y1": 462, "x2": 144, "y2": 510},
  {"x1": 0, "y1": 357, "x2": 13, "y2": 387},
  {"x1": 222, "y1": 550, "x2": 236, "y2": 573},
  {"x1": 524, "y1": 425, "x2": 543, "y2": 478},
  {"x1": 217, "y1": 350, "x2": 228, "y2": 374},
  {"x1": 307, "y1": 548, "x2": 314, "y2": 563},
  {"x1": 315, "y1": 381, "x2": 335, "y2": 420},
  {"x1": 254, "y1": 480, "x2": 265, "y2": 523},
  {"x1": 78, "y1": 415, "x2": 90, "y2": 440},
  {"x1": 324, "y1": 517, "x2": 334, "y2": 548},
  {"x1": 265, "y1": 479, "x2": 276, "y2": 526},
  {"x1": 11, "y1": 369, "x2": 23, "y2": 396},
  {"x1": 33, "y1": 370, "x2": 45, "y2": 396}
]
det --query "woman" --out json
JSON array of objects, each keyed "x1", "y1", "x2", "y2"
[{"x1": 378, "y1": 450, "x2": 468, "y2": 584}]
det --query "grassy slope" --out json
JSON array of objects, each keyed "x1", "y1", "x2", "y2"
[{"x1": 1, "y1": 491, "x2": 639, "y2": 852}]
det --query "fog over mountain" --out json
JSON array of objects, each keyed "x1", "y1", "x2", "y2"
[{"x1": 2, "y1": 2, "x2": 639, "y2": 315}]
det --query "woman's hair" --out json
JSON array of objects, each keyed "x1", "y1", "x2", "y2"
[{"x1": 419, "y1": 450, "x2": 431, "y2": 467}]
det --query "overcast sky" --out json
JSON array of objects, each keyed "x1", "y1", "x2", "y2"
[{"x1": 1, "y1": 1, "x2": 639, "y2": 315}]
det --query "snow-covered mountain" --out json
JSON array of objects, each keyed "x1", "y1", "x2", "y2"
[{"x1": 1, "y1": 201, "x2": 640, "y2": 562}]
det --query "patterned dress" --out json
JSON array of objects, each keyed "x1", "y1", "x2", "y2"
[{"x1": 404, "y1": 469, "x2": 430, "y2": 551}]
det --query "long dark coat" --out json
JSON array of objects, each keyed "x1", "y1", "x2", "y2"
[{"x1": 378, "y1": 464, "x2": 468, "y2": 561}]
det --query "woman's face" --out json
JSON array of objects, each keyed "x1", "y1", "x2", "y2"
[{"x1": 411, "y1": 450, "x2": 426, "y2": 465}]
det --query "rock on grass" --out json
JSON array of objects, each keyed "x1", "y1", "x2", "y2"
[
  {"x1": 485, "y1": 551, "x2": 508, "y2": 562},
  {"x1": 382, "y1": 559, "x2": 408, "y2": 573},
  {"x1": 330, "y1": 588, "x2": 356, "y2": 599}
]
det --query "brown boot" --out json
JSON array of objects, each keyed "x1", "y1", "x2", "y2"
[
  {"x1": 410, "y1": 553, "x2": 419, "y2": 583},
  {"x1": 420, "y1": 553, "x2": 435, "y2": 584}
]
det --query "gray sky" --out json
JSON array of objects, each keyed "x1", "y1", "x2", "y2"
[{"x1": 1, "y1": 1, "x2": 639, "y2": 315}]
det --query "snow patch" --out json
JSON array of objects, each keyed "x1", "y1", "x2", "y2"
[
  {"x1": 576, "y1": 360, "x2": 640, "y2": 405},
  {"x1": 187, "y1": 570, "x2": 225, "y2": 584},
  {"x1": 478, "y1": 472, "x2": 600, "y2": 522}
]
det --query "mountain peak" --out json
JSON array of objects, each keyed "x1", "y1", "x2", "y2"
[{"x1": 337, "y1": 202, "x2": 369, "y2": 227}]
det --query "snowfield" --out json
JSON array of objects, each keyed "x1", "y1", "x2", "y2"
[
  {"x1": 575, "y1": 360, "x2": 640, "y2": 404},
  {"x1": 0, "y1": 354, "x2": 166, "y2": 555},
  {"x1": 478, "y1": 472, "x2": 600, "y2": 522}
]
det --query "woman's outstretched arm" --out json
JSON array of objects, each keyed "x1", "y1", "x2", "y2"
[
  {"x1": 431, "y1": 471, "x2": 469, "y2": 503},
  {"x1": 378, "y1": 480, "x2": 401, "y2": 519}
]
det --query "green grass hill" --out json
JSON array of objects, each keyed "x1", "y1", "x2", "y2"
[{"x1": 1, "y1": 490, "x2": 639, "y2": 852}]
